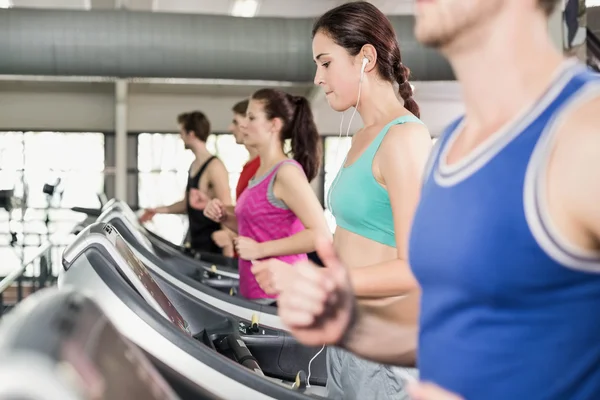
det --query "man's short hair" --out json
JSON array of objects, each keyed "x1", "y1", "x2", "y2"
[
  {"x1": 177, "y1": 111, "x2": 211, "y2": 142},
  {"x1": 232, "y1": 99, "x2": 249, "y2": 116}
]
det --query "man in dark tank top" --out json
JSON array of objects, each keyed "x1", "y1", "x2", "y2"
[{"x1": 140, "y1": 111, "x2": 232, "y2": 255}]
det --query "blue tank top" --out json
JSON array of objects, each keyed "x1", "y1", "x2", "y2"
[{"x1": 409, "y1": 60, "x2": 600, "y2": 400}]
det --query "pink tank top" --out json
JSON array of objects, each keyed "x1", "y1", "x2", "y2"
[{"x1": 235, "y1": 159, "x2": 308, "y2": 299}]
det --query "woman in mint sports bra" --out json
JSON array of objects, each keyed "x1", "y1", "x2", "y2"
[
  {"x1": 251, "y1": 2, "x2": 432, "y2": 399},
  {"x1": 203, "y1": 88, "x2": 331, "y2": 301}
]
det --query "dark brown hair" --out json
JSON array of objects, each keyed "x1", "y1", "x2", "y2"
[
  {"x1": 312, "y1": 1, "x2": 420, "y2": 118},
  {"x1": 177, "y1": 111, "x2": 211, "y2": 142},
  {"x1": 232, "y1": 99, "x2": 249, "y2": 116},
  {"x1": 538, "y1": 0, "x2": 561, "y2": 15},
  {"x1": 251, "y1": 89, "x2": 321, "y2": 181}
]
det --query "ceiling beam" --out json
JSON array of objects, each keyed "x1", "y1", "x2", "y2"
[
  {"x1": 90, "y1": 0, "x2": 153, "y2": 10},
  {"x1": 89, "y1": 0, "x2": 114, "y2": 9}
]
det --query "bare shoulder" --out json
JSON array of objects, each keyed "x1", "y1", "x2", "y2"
[
  {"x1": 379, "y1": 121, "x2": 432, "y2": 160},
  {"x1": 553, "y1": 95, "x2": 600, "y2": 167},
  {"x1": 206, "y1": 157, "x2": 228, "y2": 176},
  {"x1": 550, "y1": 94, "x2": 600, "y2": 238},
  {"x1": 208, "y1": 157, "x2": 227, "y2": 170},
  {"x1": 275, "y1": 161, "x2": 306, "y2": 183}
]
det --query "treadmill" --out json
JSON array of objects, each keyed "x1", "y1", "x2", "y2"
[
  {"x1": 101, "y1": 199, "x2": 239, "y2": 280},
  {"x1": 96, "y1": 201, "x2": 286, "y2": 329},
  {"x1": 58, "y1": 222, "x2": 328, "y2": 399},
  {"x1": 0, "y1": 287, "x2": 189, "y2": 400}
]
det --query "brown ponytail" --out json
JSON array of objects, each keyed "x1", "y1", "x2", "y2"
[
  {"x1": 251, "y1": 89, "x2": 321, "y2": 181},
  {"x1": 287, "y1": 95, "x2": 321, "y2": 181},
  {"x1": 395, "y1": 63, "x2": 420, "y2": 118}
]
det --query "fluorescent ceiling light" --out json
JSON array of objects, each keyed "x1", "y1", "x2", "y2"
[
  {"x1": 231, "y1": 0, "x2": 259, "y2": 18},
  {"x1": 0, "y1": 0, "x2": 12, "y2": 9}
]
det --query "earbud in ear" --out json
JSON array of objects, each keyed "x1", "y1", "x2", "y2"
[{"x1": 360, "y1": 57, "x2": 369, "y2": 82}]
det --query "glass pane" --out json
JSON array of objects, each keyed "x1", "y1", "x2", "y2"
[
  {"x1": 23, "y1": 132, "x2": 104, "y2": 172},
  {"x1": 138, "y1": 172, "x2": 188, "y2": 209},
  {"x1": 0, "y1": 247, "x2": 24, "y2": 277},
  {"x1": 324, "y1": 172, "x2": 339, "y2": 210},
  {"x1": 49, "y1": 208, "x2": 90, "y2": 222},
  {"x1": 58, "y1": 172, "x2": 105, "y2": 208},
  {"x1": 283, "y1": 138, "x2": 292, "y2": 155},
  {"x1": 23, "y1": 171, "x2": 104, "y2": 209},
  {"x1": 215, "y1": 134, "x2": 249, "y2": 173},
  {"x1": 229, "y1": 172, "x2": 240, "y2": 202},
  {"x1": 137, "y1": 133, "x2": 194, "y2": 173},
  {"x1": 138, "y1": 133, "x2": 248, "y2": 208},
  {"x1": 323, "y1": 136, "x2": 352, "y2": 212},
  {"x1": 324, "y1": 209, "x2": 337, "y2": 233},
  {"x1": 206, "y1": 135, "x2": 217, "y2": 154},
  {"x1": 324, "y1": 136, "x2": 352, "y2": 173},
  {"x1": 0, "y1": 246, "x2": 50, "y2": 278},
  {"x1": 145, "y1": 214, "x2": 188, "y2": 246},
  {"x1": 0, "y1": 170, "x2": 21, "y2": 192},
  {"x1": 0, "y1": 131, "x2": 25, "y2": 171},
  {"x1": 48, "y1": 222, "x2": 80, "y2": 244},
  {"x1": 0, "y1": 131, "x2": 105, "y2": 281}
]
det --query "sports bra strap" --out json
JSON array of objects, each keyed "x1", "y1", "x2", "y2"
[{"x1": 360, "y1": 115, "x2": 424, "y2": 164}]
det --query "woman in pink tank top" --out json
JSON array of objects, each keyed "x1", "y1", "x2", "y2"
[{"x1": 204, "y1": 88, "x2": 331, "y2": 300}]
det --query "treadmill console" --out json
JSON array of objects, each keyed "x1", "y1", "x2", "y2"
[
  {"x1": 100, "y1": 224, "x2": 192, "y2": 335},
  {"x1": 57, "y1": 308, "x2": 179, "y2": 399},
  {"x1": 100, "y1": 199, "x2": 154, "y2": 251},
  {"x1": 0, "y1": 290, "x2": 181, "y2": 400}
]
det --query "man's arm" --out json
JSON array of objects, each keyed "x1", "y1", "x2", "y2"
[
  {"x1": 550, "y1": 96, "x2": 600, "y2": 251},
  {"x1": 207, "y1": 159, "x2": 232, "y2": 205},
  {"x1": 155, "y1": 199, "x2": 187, "y2": 214}
]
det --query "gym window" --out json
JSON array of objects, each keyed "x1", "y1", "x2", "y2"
[{"x1": 0, "y1": 131, "x2": 105, "y2": 278}]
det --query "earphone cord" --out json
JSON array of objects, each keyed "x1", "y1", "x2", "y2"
[
  {"x1": 345, "y1": 71, "x2": 363, "y2": 139},
  {"x1": 327, "y1": 64, "x2": 365, "y2": 210},
  {"x1": 307, "y1": 344, "x2": 326, "y2": 388}
]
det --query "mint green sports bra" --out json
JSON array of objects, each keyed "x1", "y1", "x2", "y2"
[{"x1": 327, "y1": 115, "x2": 424, "y2": 248}]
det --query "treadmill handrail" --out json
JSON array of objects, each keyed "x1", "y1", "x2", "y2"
[{"x1": 0, "y1": 241, "x2": 52, "y2": 294}]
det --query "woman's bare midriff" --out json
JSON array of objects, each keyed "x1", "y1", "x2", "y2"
[{"x1": 333, "y1": 226, "x2": 407, "y2": 307}]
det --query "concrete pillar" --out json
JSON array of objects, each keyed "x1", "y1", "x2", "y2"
[{"x1": 115, "y1": 80, "x2": 128, "y2": 201}]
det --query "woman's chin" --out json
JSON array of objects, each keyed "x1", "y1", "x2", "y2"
[{"x1": 327, "y1": 101, "x2": 353, "y2": 113}]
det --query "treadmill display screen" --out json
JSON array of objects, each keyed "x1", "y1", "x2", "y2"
[
  {"x1": 103, "y1": 224, "x2": 191, "y2": 335},
  {"x1": 59, "y1": 316, "x2": 179, "y2": 399}
]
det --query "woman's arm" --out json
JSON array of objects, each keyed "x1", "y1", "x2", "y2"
[
  {"x1": 256, "y1": 163, "x2": 332, "y2": 259},
  {"x1": 350, "y1": 123, "x2": 432, "y2": 298},
  {"x1": 221, "y1": 211, "x2": 239, "y2": 233}
]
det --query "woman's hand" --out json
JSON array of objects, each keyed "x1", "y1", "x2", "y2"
[
  {"x1": 251, "y1": 259, "x2": 295, "y2": 295},
  {"x1": 235, "y1": 236, "x2": 264, "y2": 260},
  {"x1": 203, "y1": 199, "x2": 227, "y2": 222}
]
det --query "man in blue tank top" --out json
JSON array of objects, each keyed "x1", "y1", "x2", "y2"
[{"x1": 276, "y1": 0, "x2": 600, "y2": 399}]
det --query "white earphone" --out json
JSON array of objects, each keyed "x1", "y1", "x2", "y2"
[{"x1": 360, "y1": 56, "x2": 369, "y2": 82}]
